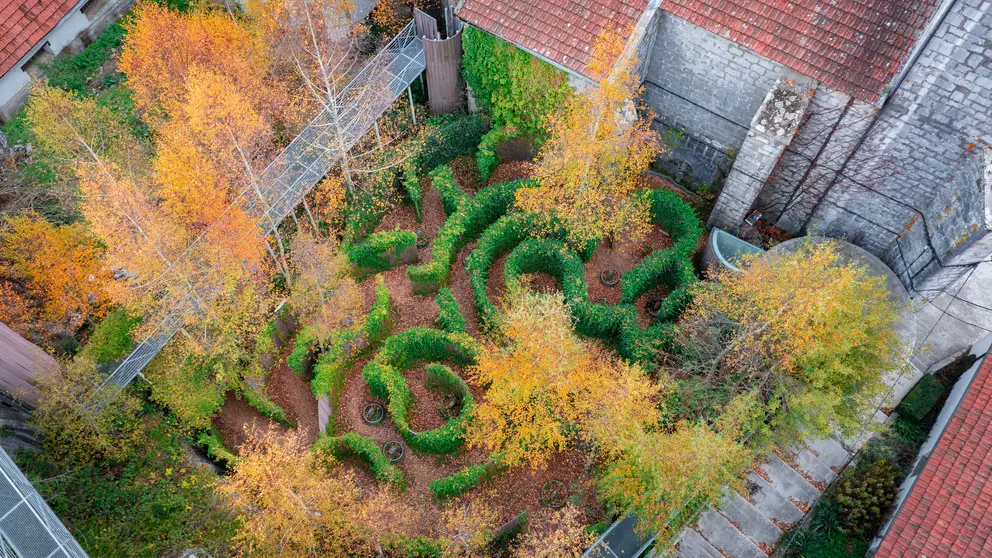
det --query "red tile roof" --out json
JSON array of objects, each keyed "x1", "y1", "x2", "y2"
[
  {"x1": 661, "y1": 0, "x2": 937, "y2": 103},
  {"x1": 457, "y1": 0, "x2": 650, "y2": 79},
  {"x1": 876, "y1": 355, "x2": 992, "y2": 557},
  {"x1": 0, "y1": 1, "x2": 80, "y2": 77}
]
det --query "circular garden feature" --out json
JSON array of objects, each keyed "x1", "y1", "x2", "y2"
[
  {"x1": 599, "y1": 268, "x2": 621, "y2": 287},
  {"x1": 540, "y1": 479, "x2": 568, "y2": 509},
  {"x1": 382, "y1": 440, "x2": 404, "y2": 462},
  {"x1": 645, "y1": 299, "x2": 663, "y2": 318},
  {"x1": 362, "y1": 402, "x2": 385, "y2": 425}
]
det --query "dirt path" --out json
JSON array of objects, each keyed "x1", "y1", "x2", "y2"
[
  {"x1": 267, "y1": 349, "x2": 319, "y2": 443},
  {"x1": 212, "y1": 395, "x2": 286, "y2": 453}
]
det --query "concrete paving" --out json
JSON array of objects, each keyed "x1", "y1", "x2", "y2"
[
  {"x1": 696, "y1": 509, "x2": 766, "y2": 558},
  {"x1": 721, "y1": 491, "x2": 783, "y2": 547}
]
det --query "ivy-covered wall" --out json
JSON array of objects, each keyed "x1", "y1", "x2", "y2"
[{"x1": 461, "y1": 26, "x2": 572, "y2": 141}]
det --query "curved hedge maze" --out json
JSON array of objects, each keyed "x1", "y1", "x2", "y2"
[{"x1": 316, "y1": 163, "x2": 702, "y2": 499}]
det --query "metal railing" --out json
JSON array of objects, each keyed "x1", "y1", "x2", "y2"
[
  {"x1": 91, "y1": 21, "x2": 426, "y2": 403},
  {"x1": 0, "y1": 449, "x2": 87, "y2": 558}
]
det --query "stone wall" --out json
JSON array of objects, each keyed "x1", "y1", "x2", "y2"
[{"x1": 641, "y1": 12, "x2": 801, "y2": 185}]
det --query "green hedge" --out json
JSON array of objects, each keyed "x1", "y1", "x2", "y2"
[
  {"x1": 241, "y1": 383, "x2": 291, "y2": 427},
  {"x1": 391, "y1": 537, "x2": 445, "y2": 557},
  {"x1": 648, "y1": 188, "x2": 703, "y2": 256},
  {"x1": 197, "y1": 428, "x2": 238, "y2": 469},
  {"x1": 429, "y1": 461, "x2": 504, "y2": 501},
  {"x1": 476, "y1": 126, "x2": 510, "y2": 179},
  {"x1": 361, "y1": 328, "x2": 479, "y2": 454},
  {"x1": 467, "y1": 213, "x2": 531, "y2": 328},
  {"x1": 435, "y1": 288, "x2": 467, "y2": 333},
  {"x1": 408, "y1": 172, "x2": 531, "y2": 295},
  {"x1": 287, "y1": 326, "x2": 319, "y2": 375},
  {"x1": 896, "y1": 375, "x2": 944, "y2": 422},
  {"x1": 365, "y1": 275, "x2": 394, "y2": 345},
  {"x1": 314, "y1": 432, "x2": 405, "y2": 487},
  {"x1": 345, "y1": 229, "x2": 417, "y2": 277}
]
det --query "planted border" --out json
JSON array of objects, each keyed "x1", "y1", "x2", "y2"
[
  {"x1": 345, "y1": 229, "x2": 418, "y2": 278},
  {"x1": 429, "y1": 461, "x2": 505, "y2": 501},
  {"x1": 315, "y1": 432, "x2": 405, "y2": 487}
]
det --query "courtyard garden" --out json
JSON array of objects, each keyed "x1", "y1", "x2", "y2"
[{"x1": 0, "y1": 1, "x2": 910, "y2": 556}]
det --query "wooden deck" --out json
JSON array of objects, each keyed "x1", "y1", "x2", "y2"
[{"x1": 0, "y1": 321, "x2": 57, "y2": 408}]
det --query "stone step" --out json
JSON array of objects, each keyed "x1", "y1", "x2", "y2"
[
  {"x1": 697, "y1": 508, "x2": 766, "y2": 558},
  {"x1": 721, "y1": 490, "x2": 782, "y2": 548},
  {"x1": 757, "y1": 454, "x2": 820, "y2": 507},
  {"x1": 317, "y1": 395, "x2": 331, "y2": 435},
  {"x1": 675, "y1": 529, "x2": 724, "y2": 558},
  {"x1": 745, "y1": 471, "x2": 804, "y2": 525},
  {"x1": 806, "y1": 437, "x2": 850, "y2": 470},
  {"x1": 793, "y1": 448, "x2": 837, "y2": 486}
]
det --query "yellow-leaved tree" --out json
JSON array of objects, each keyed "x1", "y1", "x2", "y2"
[
  {"x1": 466, "y1": 288, "x2": 660, "y2": 468},
  {"x1": 516, "y1": 28, "x2": 659, "y2": 246},
  {"x1": 289, "y1": 230, "x2": 364, "y2": 343},
  {"x1": 675, "y1": 239, "x2": 904, "y2": 441},
  {"x1": 223, "y1": 429, "x2": 368, "y2": 557}
]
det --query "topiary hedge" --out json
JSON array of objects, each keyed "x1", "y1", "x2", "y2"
[
  {"x1": 429, "y1": 460, "x2": 505, "y2": 501},
  {"x1": 242, "y1": 383, "x2": 292, "y2": 427},
  {"x1": 361, "y1": 327, "x2": 479, "y2": 454},
  {"x1": 414, "y1": 113, "x2": 490, "y2": 175},
  {"x1": 467, "y1": 213, "x2": 531, "y2": 328},
  {"x1": 314, "y1": 432, "x2": 406, "y2": 487},
  {"x1": 896, "y1": 375, "x2": 944, "y2": 422},
  {"x1": 345, "y1": 229, "x2": 418, "y2": 278},
  {"x1": 408, "y1": 170, "x2": 531, "y2": 294},
  {"x1": 435, "y1": 288, "x2": 467, "y2": 333},
  {"x1": 197, "y1": 428, "x2": 238, "y2": 469},
  {"x1": 287, "y1": 325, "x2": 319, "y2": 375}
]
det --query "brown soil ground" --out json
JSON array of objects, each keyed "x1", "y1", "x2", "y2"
[
  {"x1": 212, "y1": 395, "x2": 286, "y2": 453},
  {"x1": 585, "y1": 231, "x2": 674, "y2": 326},
  {"x1": 450, "y1": 155, "x2": 485, "y2": 195},
  {"x1": 266, "y1": 348, "x2": 319, "y2": 444},
  {"x1": 487, "y1": 160, "x2": 536, "y2": 186}
]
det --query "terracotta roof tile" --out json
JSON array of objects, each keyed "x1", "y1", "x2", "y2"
[
  {"x1": 876, "y1": 355, "x2": 992, "y2": 557},
  {"x1": 458, "y1": 0, "x2": 650, "y2": 79},
  {"x1": 661, "y1": 0, "x2": 937, "y2": 103},
  {"x1": 0, "y1": 0, "x2": 79, "y2": 77}
]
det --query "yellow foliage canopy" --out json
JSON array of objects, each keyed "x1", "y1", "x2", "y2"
[
  {"x1": 517, "y1": 29, "x2": 659, "y2": 245},
  {"x1": 467, "y1": 289, "x2": 660, "y2": 468}
]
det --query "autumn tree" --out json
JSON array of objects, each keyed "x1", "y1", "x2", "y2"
[
  {"x1": 224, "y1": 429, "x2": 368, "y2": 557},
  {"x1": 437, "y1": 496, "x2": 499, "y2": 556},
  {"x1": 251, "y1": 0, "x2": 422, "y2": 196},
  {"x1": 517, "y1": 29, "x2": 659, "y2": 246},
  {"x1": 31, "y1": 353, "x2": 144, "y2": 468},
  {"x1": 289, "y1": 230, "x2": 364, "y2": 342},
  {"x1": 674, "y1": 239, "x2": 904, "y2": 441},
  {"x1": 597, "y1": 416, "x2": 754, "y2": 539},
  {"x1": 512, "y1": 505, "x2": 595, "y2": 558},
  {"x1": 0, "y1": 211, "x2": 113, "y2": 336},
  {"x1": 119, "y1": 1, "x2": 292, "y2": 130},
  {"x1": 466, "y1": 288, "x2": 660, "y2": 468}
]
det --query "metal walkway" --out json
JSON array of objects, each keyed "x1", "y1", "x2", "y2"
[
  {"x1": 0, "y1": 449, "x2": 87, "y2": 558},
  {"x1": 91, "y1": 21, "x2": 426, "y2": 403}
]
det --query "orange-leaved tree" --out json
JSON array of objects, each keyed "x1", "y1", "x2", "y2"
[
  {"x1": 511, "y1": 505, "x2": 595, "y2": 558},
  {"x1": 289, "y1": 230, "x2": 364, "y2": 344},
  {"x1": 223, "y1": 429, "x2": 369, "y2": 556},
  {"x1": 0, "y1": 211, "x2": 113, "y2": 336},
  {"x1": 675, "y1": 239, "x2": 904, "y2": 440},
  {"x1": 466, "y1": 288, "x2": 660, "y2": 468},
  {"x1": 516, "y1": 28, "x2": 659, "y2": 246},
  {"x1": 119, "y1": 1, "x2": 293, "y2": 130}
]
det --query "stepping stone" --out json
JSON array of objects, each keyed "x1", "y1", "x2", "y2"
[
  {"x1": 757, "y1": 454, "x2": 821, "y2": 506},
  {"x1": 697, "y1": 508, "x2": 766, "y2": 558},
  {"x1": 793, "y1": 448, "x2": 837, "y2": 485},
  {"x1": 745, "y1": 471, "x2": 804, "y2": 525},
  {"x1": 721, "y1": 490, "x2": 782, "y2": 547},
  {"x1": 806, "y1": 437, "x2": 850, "y2": 470},
  {"x1": 675, "y1": 529, "x2": 724, "y2": 558}
]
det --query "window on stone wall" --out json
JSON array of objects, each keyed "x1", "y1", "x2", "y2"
[
  {"x1": 21, "y1": 43, "x2": 52, "y2": 78},
  {"x1": 80, "y1": 0, "x2": 110, "y2": 19}
]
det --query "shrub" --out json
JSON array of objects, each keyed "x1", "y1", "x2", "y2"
[
  {"x1": 468, "y1": 213, "x2": 530, "y2": 327},
  {"x1": 647, "y1": 188, "x2": 703, "y2": 256},
  {"x1": 287, "y1": 326, "x2": 319, "y2": 374},
  {"x1": 503, "y1": 238, "x2": 587, "y2": 304},
  {"x1": 435, "y1": 288, "x2": 466, "y2": 333},
  {"x1": 83, "y1": 308, "x2": 139, "y2": 364},
  {"x1": 833, "y1": 460, "x2": 900, "y2": 536},
  {"x1": 415, "y1": 113, "x2": 490, "y2": 174},
  {"x1": 464, "y1": 178, "x2": 532, "y2": 238},
  {"x1": 429, "y1": 461, "x2": 504, "y2": 501},
  {"x1": 896, "y1": 375, "x2": 944, "y2": 422},
  {"x1": 620, "y1": 249, "x2": 697, "y2": 307},
  {"x1": 345, "y1": 229, "x2": 417, "y2": 276},
  {"x1": 402, "y1": 161, "x2": 423, "y2": 222},
  {"x1": 391, "y1": 536, "x2": 445, "y2": 557},
  {"x1": 476, "y1": 126, "x2": 509, "y2": 179},
  {"x1": 365, "y1": 275, "x2": 394, "y2": 345},
  {"x1": 314, "y1": 433, "x2": 405, "y2": 487}
]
